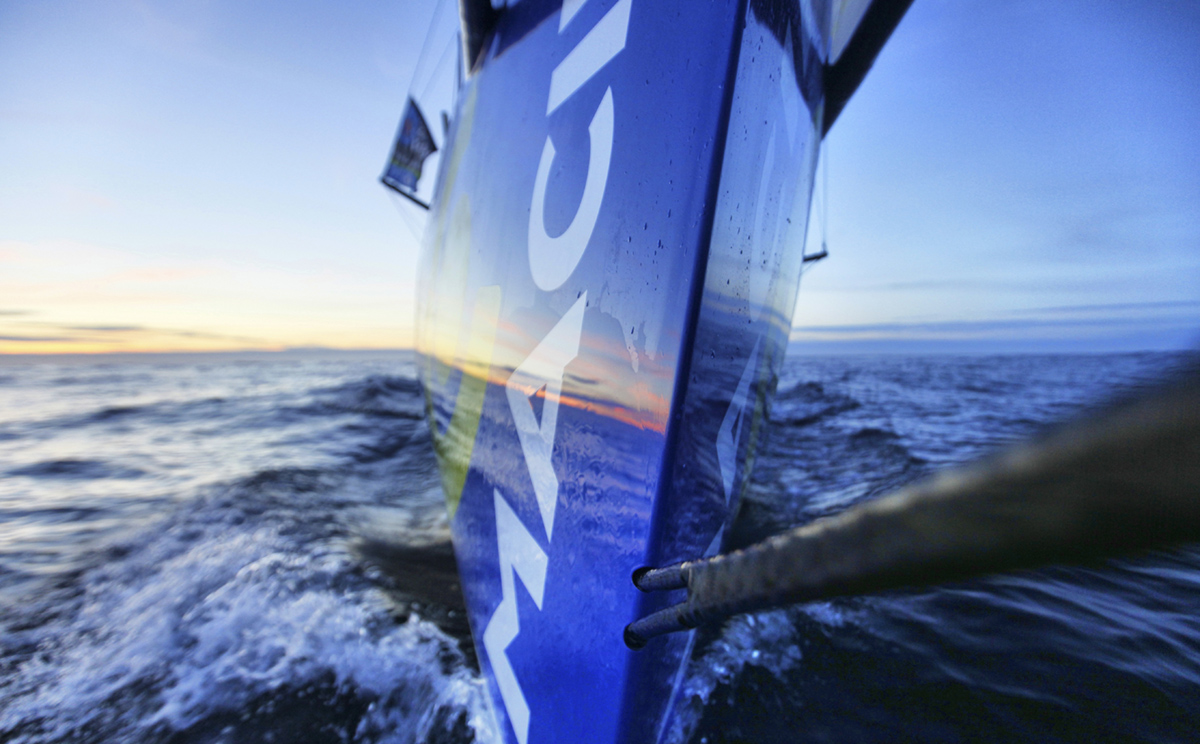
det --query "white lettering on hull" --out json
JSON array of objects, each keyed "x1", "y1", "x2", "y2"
[
  {"x1": 529, "y1": 0, "x2": 631, "y2": 292},
  {"x1": 547, "y1": 0, "x2": 631, "y2": 116},
  {"x1": 483, "y1": 490, "x2": 550, "y2": 744},
  {"x1": 483, "y1": 2, "x2": 632, "y2": 741},
  {"x1": 717, "y1": 337, "x2": 760, "y2": 503},
  {"x1": 528, "y1": 91, "x2": 614, "y2": 292},
  {"x1": 559, "y1": 0, "x2": 587, "y2": 31},
  {"x1": 505, "y1": 294, "x2": 588, "y2": 540},
  {"x1": 487, "y1": 295, "x2": 586, "y2": 743}
]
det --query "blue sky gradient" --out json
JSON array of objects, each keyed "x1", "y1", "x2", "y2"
[
  {"x1": 795, "y1": 0, "x2": 1200, "y2": 352},
  {"x1": 1, "y1": 0, "x2": 1197, "y2": 353}
]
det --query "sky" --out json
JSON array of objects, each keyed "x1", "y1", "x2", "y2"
[
  {"x1": 1, "y1": 0, "x2": 1197, "y2": 354},
  {"x1": 795, "y1": 0, "x2": 1200, "y2": 353}
]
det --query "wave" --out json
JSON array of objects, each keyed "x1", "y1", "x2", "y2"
[
  {"x1": 662, "y1": 610, "x2": 803, "y2": 744},
  {"x1": 12, "y1": 375, "x2": 423, "y2": 444},
  {"x1": 0, "y1": 466, "x2": 490, "y2": 744},
  {"x1": 7, "y1": 459, "x2": 146, "y2": 480},
  {"x1": 85, "y1": 405, "x2": 146, "y2": 422},
  {"x1": 48, "y1": 373, "x2": 155, "y2": 388},
  {"x1": 770, "y1": 381, "x2": 861, "y2": 427},
  {"x1": 0, "y1": 363, "x2": 491, "y2": 744},
  {"x1": 4, "y1": 353, "x2": 1199, "y2": 743},
  {"x1": 12, "y1": 398, "x2": 229, "y2": 436},
  {"x1": 308, "y1": 375, "x2": 425, "y2": 418},
  {"x1": 847, "y1": 425, "x2": 899, "y2": 444}
]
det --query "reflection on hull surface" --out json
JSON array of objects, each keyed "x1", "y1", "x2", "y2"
[{"x1": 405, "y1": 1, "x2": 906, "y2": 742}]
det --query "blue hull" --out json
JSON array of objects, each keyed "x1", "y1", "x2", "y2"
[{"x1": 416, "y1": 1, "x2": 824, "y2": 741}]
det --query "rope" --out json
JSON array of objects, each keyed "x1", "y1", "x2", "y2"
[
  {"x1": 801, "y1": 140, "x2": 829, "y2": 269},
  {"x1": 821, "y1": 137, "x2": 829, "y2": 252},
  {"x1": 419, "y1": 33, "x2": 459, "y2": 105},
  {"x1": 388, "y1": 191, "x2": 425, "y2": 243},
  {"x1": 626, "y1": 363, "x2": 1200, "y2": 648},
  {"x1": 409, "y1": 0, "x2": 452, "y2": 100}
]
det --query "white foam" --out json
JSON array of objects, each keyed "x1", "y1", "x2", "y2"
[
  {"x1": 0, "y1": 502, "x2": 496, "y2": 744},
  {"x1": 659, "y1": 610, "x2": 803, "y2": 744}
]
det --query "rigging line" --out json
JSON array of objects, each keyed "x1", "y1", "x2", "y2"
[
  {"x1": 409, "y1": 0, "x2": 451, "y2": 98},
  {"x1": 801, "y1": 140, "x2": 828, "y2": 272},
  {"x1": 821, "y1": 138, "x2": 829, "y2": 251},
  {"x1": 388, "y1": 191, "x2": 424, "y2": 243},
  {"x1": 418, "y1": 33, "x2": 459, "y2": 107},
  {"x1": 809, "y1": 146, "x2": 821, "y2": 246}
]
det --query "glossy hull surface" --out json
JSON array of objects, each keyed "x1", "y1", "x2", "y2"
[{"x1": 416, "y1": 1, "x2": 824, "y2": 741}]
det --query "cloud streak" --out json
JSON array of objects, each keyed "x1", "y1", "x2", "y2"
[
  {"x1": 793, "y1": 314, "x2": 1198, "y2": 336},
  {"x1": 0, "y1": 335, "x2": 76, "y2": 342},
  {"x1": 0, "y1": 319, "x2": 271, "y2": 354},
  {"x1": 1014, "y1": 300, "x2": 1200, "y2": 315},
  {"x1": 790, "y1": 306, "x2": 1200, "y2": 354}
]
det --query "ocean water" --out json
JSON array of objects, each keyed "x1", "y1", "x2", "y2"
[{"x1": 0, "y1": 350, "x2": 1197, "y2": 743}]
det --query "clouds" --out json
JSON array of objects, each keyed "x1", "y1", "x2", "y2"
[
  {"x1": 0, "y1": 310, "x2": 271, "y2": 351},
  {"x1": 0, "y1": 238, "x2": 412, "y2": 353},
  {"x1": 0, "y1": 335, "x2": 74, "y2": 343},
  {"x1": 791, "y1": 299, "x2": 1200, "y2": 355},
  {"x1": 0, "y1": 1, "x2": 426, "y2": 354},
  {"x1": 1024, "y1": 300, "x2": 1200, "y2": 315}
]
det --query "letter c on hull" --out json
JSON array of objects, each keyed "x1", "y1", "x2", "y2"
[{"x1": 527, "y1": 87, "x2": 614, "y2": 292}]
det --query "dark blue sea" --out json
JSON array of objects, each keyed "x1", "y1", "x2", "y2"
[{"x1": 1, "y1": 350, "x2": 1197, "y2": 743}]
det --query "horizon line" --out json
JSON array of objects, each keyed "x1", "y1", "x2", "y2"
[
  {"x1": 2, "y1": 341, "x2": 1196, "y2": 361},
  {"x1": 0, "y1": 346, "x2": 415, "y2": 358}
]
